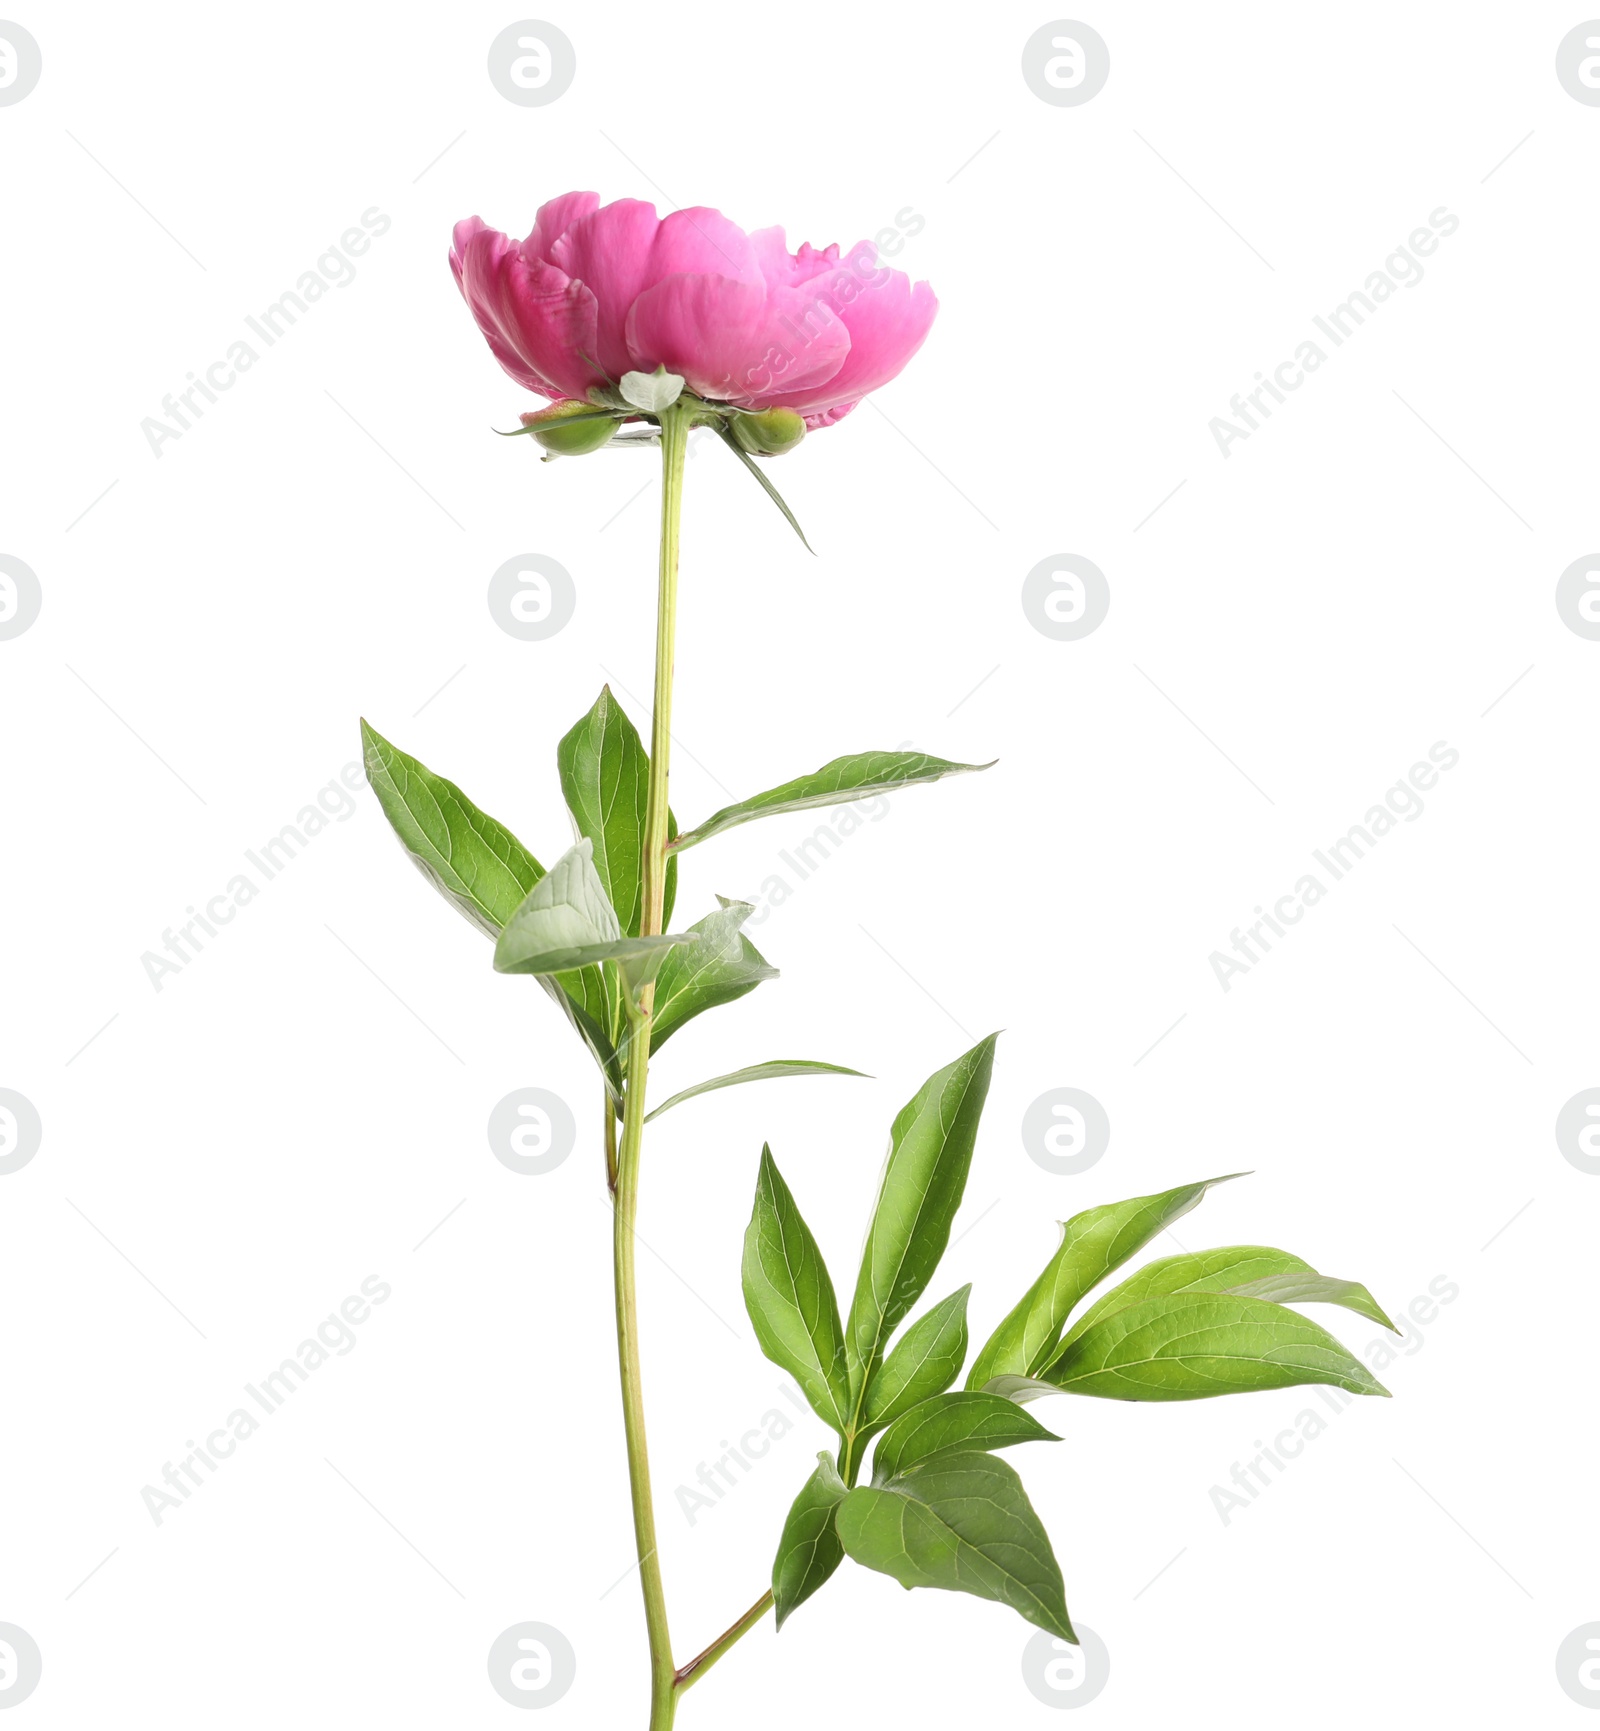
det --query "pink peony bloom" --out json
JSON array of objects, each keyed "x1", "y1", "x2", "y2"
[{"x1": 450, "y1": 194, "x2": 936, "y2": 429}]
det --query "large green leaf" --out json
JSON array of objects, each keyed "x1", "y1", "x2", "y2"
[
  {"x1": 1041, "y1": 1292, "x2": 1390, "y2": 1400},
  {"x1": 966, "y1": 1174, "x2": 1242, "y2": 1393},
  {"x1": 555, "y1": 686, "x2": 678, "y2": 938},
  {"x1": 644, "y1": 1059, "x2": 868, "y2": 1124},
  {"x1": 772, "y1": 1453, "x2": 848, "y2": 1630},
  {"x1": 871, "y1": 1392, "x2": 1058, "y2": 1483},
  {"x1": 361, "y1": 719, "x2": 542, "y2": 936},
  {"x1": 1059, "y1": 1246, "x2": 1395, "y2": 1349},
  {"x1": 361, "y1": 721, "x2": 620, "y2": 1096},
  {"x1": 1226, "y1": 1271, "x2": 1396, "y2": 1331},
  {"x1": 742, "y1": 1147, "x2": 851, "y2": 1432},
  {"x1": 492, "y1": 840, "x2": 695, "y2": 979},
  {"x1": 1058, "y1": 1244, "x2": 1314, "y2": 1349},
  {"x1": 845, "y1": 1035, "x2": 998, "y2": 1400},
  {"x1": 673, "y1": 751, "x2": 994, "y2": 852},
  {"x1": 646, "y1": 897, "x2": 777, "y2": 1054},
  {"x1": 836, "y1": 1452, "x2": 1073, "y2": 1640},
  {"x1": 860, "y1": 1287, "x2": 970, "y2": 1434}
]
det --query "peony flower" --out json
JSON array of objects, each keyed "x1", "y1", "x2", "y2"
[{"x1": 450, "y1": 194, "x2": 936, "y2": 430}]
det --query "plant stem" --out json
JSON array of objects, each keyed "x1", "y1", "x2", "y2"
[
  {"x1": 642, "y1": 402, "x2": 689, "y2": 935},
  {"x1": 611, "y1": 400, "x2": 693, "y2": 1731},
  {"x1": 674, "y1": 1592, "x2": 774, "y2": 1695},
  {"x1": 614, "y1": 1024, "x2": 674, "y2": 1727}
]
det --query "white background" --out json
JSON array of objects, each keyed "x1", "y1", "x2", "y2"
[{"x1": 2, "y1": 2, "x2": 1595, "y2": 1725}]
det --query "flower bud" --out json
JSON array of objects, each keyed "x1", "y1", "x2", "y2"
[
  {"x1": 521, "y1": 400, "x2": 618, "y2": 456},
  {"x1": 729, "y1": 406, "x2": 806, "y2": 457}
]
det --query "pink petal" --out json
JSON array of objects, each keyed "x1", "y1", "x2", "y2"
[
  {"x1": 748, "y1": 226, "x2": 844, "y2": 292},
  {"x1": 624, "y1": 275, "x2": 850, "y2": 406},
  {"x1": 525, "y1": 191, "x2": 600, "y2": 262},
  {"x1": 762, "y1": 257, "x2": 937, "y2": 419},
  {"x1": 451, "y1": 218, "x2": 599, "y2": 400},
  {"x1": 549, "y1": 201, "x2": 762, "y2": 379}
]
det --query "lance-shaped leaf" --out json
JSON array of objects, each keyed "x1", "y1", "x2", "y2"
[
  {"x1": 647, "y1": 897, "x2": 777, "y2": 1053},
  {"x1": 742, "y1": 1147, "x2": 852, "y2": 1432},
  {"x1": 845, "y1": 1035, "x2": 998, "y2": 1397},
  {"x1": 836, "y1": 1452, "x2": 1073, "y2": 1640},
  {"x1": 772, "y1": 1453, "x2": 848, "y2": 1630},
  {"x1": 966, "y1": 1173, "x2": 1243, "y2": 1393},
  {"x1": 871, "y1": 1392, "x2": 1058, "y2": 1483},
  {"x1": 713, "y1": 422, "x2": 813, "y2": 552},
  {"x1": 859, "y1": 1287, "x2": 971, "y2": 1435},
  {"x1": 548, "y1": 970, "x2": 625, "y2": 1109},
  {"x1": 1225, "y1": 1271, "x2": 1396, "y2": 1331},
  {"x1": 1058, "y1": 1246, "x2": 1395, "y2": 1351},
  {"x1": 673, "y1": 751, "x2": 994, "y2": 852},
  {"x1": 361, "y1": 722, "x2": 622, "y2": 1097},
  {"x1": 1040, "y1": 1292, "x2": 1390, "y2": 1401},
  {"x1": 1059, "y1": 1244, "x2": 1314, "y2": 1348},
  {"x1": 493, "y1": 839, "x2": 695, "y2": 978},
  {"x1": 644, "y1": 1060, "x2": 868, "y2": 1124},
  {"x1": 555, "y1": 687, "x2": 678, "y2": 939},
  {"x1": 980, "y1": 1375, "x2": 1076, "y2": 1405},
  {"x1": 361, "y1": 719, "x2": 542, "y2": 936}
]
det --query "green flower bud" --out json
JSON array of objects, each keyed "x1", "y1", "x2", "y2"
[
  {"x1": 729, "y1": 406, "x2": 806, "y2": 457},
  {"x1": 521, "y1": 400, "x2": 619, "y2": 456}
]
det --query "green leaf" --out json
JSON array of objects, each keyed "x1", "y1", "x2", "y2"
[
  {"x1": 492, "y1": 839, "x2": 696, "y2": 978},
  {"x1": 1058, "y1": 1246, "x2": 1397, "y2": 1348},
  {"x1": 1225, "y1": 1272, "x2": 1396, "y2": 1331},
  {"x1": 742, "y1": 1147, "x2": 852, "y2": 1432},
  {"x1": 556, "y1": 687, "x2": 680, "y2": 939},
  {"x1": 836, "y1": 1452, "x2": 1073, "y2": 1640},
  {"x1": 1041, "y1": 1292, "x2": 1390, "y2": 1400},
  {"x1": 845, "y1": 1035, "x2": 998, "y2": 1399},
  {"x1": 1057, "y1": 1244, "x2": 1315, "y2": 1349},
  {"x1": 772, "y1": 1453, "x2": 848, "y2": 1630},
  {"x1": 871, "y1": 1392, "x2": 1058, "y2": 1483},
  {"x1": 966, "y1": 1173, "x2": 1243, "y2": 1393},
  {"x1": 860, "y1": 1287, "x2": 971, "y2": 1434},
  {"x1": 547, "y1": 962, "x2": 624, "y2": 1100},
  {"x1": 361, "y1": 719, "x2": 542, "y2": 937},
  {"x1": 673, "y1": 751, "x2": 994, "y2": 852},
  {"x1": 978, "y1": 1375, "x2": 1073, "y2": 1405},
  {"x1": 647, "y1": 897, "x2": 777, "y2": 1054},
  {"x1": 714, "y1": 421, "x2": 814, "y2": 553},
  {"x1": 643, "y1": 1060, "x2": 868, "y2": 1124},
  {"x1": 360, "y1": 721, "x2": 622, "y2": 1101}
]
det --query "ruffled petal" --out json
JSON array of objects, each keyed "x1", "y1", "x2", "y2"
[
  {"x1": 761, "y1": 258, "x2": 937, "y2": 420},
  {"x1": 525, "y1": 191, "x2": 601, "y2": 262},
  {"x1": 624, "y1": 275, "x2": 850, "y2": 406},
  {"x1": 450, "y1": 217, "x2": 600, "y2": 400},
  {"x1": 549, "y1": 201, "x2": 762, "y2": 378},
  {"x1": 748, "y1": 226, "x2": 844, "y2": 292}
]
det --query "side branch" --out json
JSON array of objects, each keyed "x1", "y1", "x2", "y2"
[{"x1": 674, "y1": 1592, "x2": 774, "y2": 1695}]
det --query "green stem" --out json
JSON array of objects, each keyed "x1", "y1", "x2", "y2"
[
  {"x1": 604, "y1": 1092, "x2": 619, "y2": 1194},
  {"x1": 642, "y1": 402, "x2": 689, "y2": 935},
  {"x1": 838, "y1": 1366, "x2": 874, "y2": 1486},
  {"x1": 612, "y1": 401, "x2": 693, "y2": 1731},
  {"x1": 674, "y1": 1592, "x2": 774, "y2": 1696}
]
